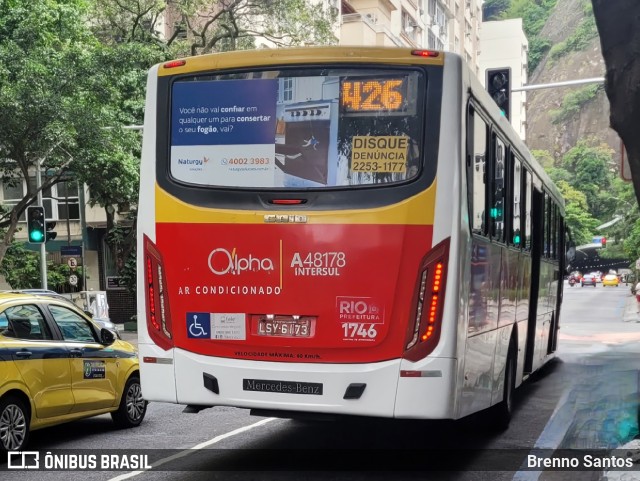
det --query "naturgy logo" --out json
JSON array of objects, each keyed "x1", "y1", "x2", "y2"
[
  {"x1": 177, "y1": 156, "x2": 209, "y2": 166},
  {"x1": 208, "y1": 248, "x2": 275, "y2": 275}
]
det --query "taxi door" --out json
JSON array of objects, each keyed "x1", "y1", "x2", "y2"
[
  {"x1": 0, "y1": 305, "x2": 74, "y2": 418},
  {"x1": 45, "y1": 304, "x2": 118, "y2": 413}
]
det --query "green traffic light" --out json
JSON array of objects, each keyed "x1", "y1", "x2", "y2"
[
  {"x1": 514, "y1": 235, "x2": 521, "y2": 244},
  {"x1": 30, "y1": 231, "x2": 44, "y2": 242}
]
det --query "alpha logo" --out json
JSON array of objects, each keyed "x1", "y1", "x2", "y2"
[
  {"x1": 208, "y1": 247, "x2": 275, "y2": 275},
  {"x1": 336, "y1": 296, "x2": 384, "y2": 323}
]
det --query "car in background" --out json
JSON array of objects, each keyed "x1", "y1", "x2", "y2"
[
  {"x1": 0, "y1": 292, "x2": 146, "y2": 453},
  {"x1": 3, "y1": 290, "x2": 119, "y2": 337},
  {"x1": 602, "y1": 274, "x2": 620, "y2": 287},
  {"x1": 581, "y1": 273, "x2": 597, "y2": 287}
]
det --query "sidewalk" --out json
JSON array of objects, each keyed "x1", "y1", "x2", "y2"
[{"x1": 622, "y1": 288, "x2": 640, "y2": 323}]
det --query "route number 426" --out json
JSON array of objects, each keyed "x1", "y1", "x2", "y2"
[{"x1": 341, "y1": 323, "x2": 378, "y2": 339}]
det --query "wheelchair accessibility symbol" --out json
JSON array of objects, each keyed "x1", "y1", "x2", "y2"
[{"x1": 187, "y1": 312, "x2": 211, "y2": 339}]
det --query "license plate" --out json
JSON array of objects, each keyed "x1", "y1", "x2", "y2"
[
  {"x1": 243, "y1": 379, "x2": 323, "y2": 395},
  {"x1": 257, "y1": 318, "x2": 311, "y2": 337}
]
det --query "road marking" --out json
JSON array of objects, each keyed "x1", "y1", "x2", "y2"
[
  {"x1": 107, "y1": 417, "x2": 276, "y2": 480},
  {"x1": 512, "y1": 388, "x2": 574, "y2": 481}
]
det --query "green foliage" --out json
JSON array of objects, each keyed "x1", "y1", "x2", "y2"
[
  {"x1": 546, "y1": 141, "x2": 640, "y2": 256},
  {"x1": 570, "y1": 157, "x2": 611, "y2": 219},
  {"x1": 550, "y1": 84, "x2": 603, "y2": 124},
  {"x1": 532, "y1": 149, "x2": 555, "y2": 168},
  {"x1": 553, "y1": 180, "x2": 598, "y2": 244},
  {"x1": 504, "y1": 0, "x2": 558, "y2": 70},
  {"x1": 528, "y1": 37, "x2": 552, "y2": 72},
  {"x1": 0, "y1": 242, "x2": 85, "y2": 290},
  {"x1": 482, "y1": 0, "x2": 511, "y2": 20},
  {"x1": 624, "y1": 219, "x2": 640, "y2": 263},
  {"x1": 548, "y1": 13, "x2": 598, "y2": 61},
  {"x1": 546, "y1": 167, "x2": 573, "y2": 184}
]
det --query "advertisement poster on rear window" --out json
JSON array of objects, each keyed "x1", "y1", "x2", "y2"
[{"x1": 170, "y1": 70, "x2": 423, "y2": 188}]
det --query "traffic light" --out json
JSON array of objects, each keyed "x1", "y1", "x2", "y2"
[
  {"x1": 27, "y1": 206, "x2": 45, "y2": 244},
  {"x1": 486, "y1": 68, "x2": 511, "y2": 119},
  {"x1": 490, "y1": 202, "x2": 503, "y2": 220},
  {"x1": 46, "y1": 221, "x2": 57, "y2": 242}
]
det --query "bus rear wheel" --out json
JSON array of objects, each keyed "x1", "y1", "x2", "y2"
[{"x1": 491, "y1": 340, "x2": 516, "y2": 431}]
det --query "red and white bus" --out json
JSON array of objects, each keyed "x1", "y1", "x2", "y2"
[{"x1": 138, "y1": 47, "x2": 566, "y2": 426}]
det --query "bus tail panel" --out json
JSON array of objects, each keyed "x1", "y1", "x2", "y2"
[
  {"x1": 171, "y1": 348, "x2": 457, "y2": 419},
  {"x1": 152, "y1": 221, "x2": 434, "y2": 364}
]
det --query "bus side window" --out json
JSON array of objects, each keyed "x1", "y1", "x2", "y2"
[
  {"x1": 470, "y1": 108, "x2": 488, "y2": 236},
  {"x1": 544, "y1": 193, "x2": 551, "y2": 258},
  {"x1": 511, "y1": 156, "x2": 522, "y2": 247},
  {"x1": 551, "y1": 203, "x2": 557, "y2": 260},
  {"x1": 490, "y1": 135, "x2": 506, "y2": 242},
  {"x1": 524, "y1": 169, "x2": 532, "y2": 251}
]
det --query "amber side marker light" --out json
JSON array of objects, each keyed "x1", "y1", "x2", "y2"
[
  {"x1": 410, "y1": 50, "x2": 440, "y2": 58},
  {"x1": 421, "y1": 262, "x2": 443, "y2": 341},
  {"x1": 163, "y1": 60, "x2": 187, "y2": 69}
]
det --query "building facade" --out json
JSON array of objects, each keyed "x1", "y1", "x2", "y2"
[{"x1": 339, "y1": 0, "x2": 482, "y2": 75}]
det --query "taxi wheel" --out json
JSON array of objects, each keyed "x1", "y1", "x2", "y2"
[
  {"x1": 0, "y1": 395, "x2": 30, "y2": 453},
  {"x1": 111, "y1": 376, "x2": 147, "y2": 428}
]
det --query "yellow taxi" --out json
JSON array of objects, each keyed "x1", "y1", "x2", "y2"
[
  {"x1": 602, "y1": 274, "x2": 620, "y2": 287},
  {"x1": 0, "y1": 293, "x2": 146, "y2": 453}
]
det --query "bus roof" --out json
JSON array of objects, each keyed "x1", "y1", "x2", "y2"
[{"x1": 157, "y1": 46, "x2": 444, "y2": 77}]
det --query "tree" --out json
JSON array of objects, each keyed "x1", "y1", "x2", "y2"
[
  {"x1": 482, "y1": 0, "x2": 511, "y2": 21},
  {"x1": 0, "y1": 0, "x2": 142, "y2": 266},
  {"x1": 560, "y1": 140, "x2": 615, "y2": 221},
  {"x1": 90, "y1": 0, "x2": 338, "y2": 56},
  {"x1": 0, "y1": 242, "x2": 85, "y2": 290},
  {"x1": 555, "y1": 180, "x2": 599, "y2": 244},
  {"x1": 591, "y1": 1, "x2": 640, "y2": 207},
  {"x1": 71, "y1": 41, "x2": 166, "y2": 291}
]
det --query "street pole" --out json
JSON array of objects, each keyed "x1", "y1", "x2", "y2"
[
  {"x1": 36, "y1": 161, "x2": 47, "y2": 290},
  {"x1": 78, "y1": 181, "x2": 88, "y2": 291},
  {"x1": 512, "y1": 77, "x2": 604, "y2": 92}
]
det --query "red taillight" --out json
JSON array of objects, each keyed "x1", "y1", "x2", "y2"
[
  {"x1": 146, "y1": 256, "x2": 159, "y2": 330},
  {"x1": 270, "y1": 199, "x2": 305, "y2": 205},
  {"x1": 404, "y1": 238, "x2": 450, "y2": 362},
  {"x1": 163, "y1": 60, "x2": 186, "y2": 69},
  {"x1": 144, "y1": 235, "x2": 174, "y2": 350},
  {"x1": 410, "y1": 50, "x2": 440, "y2": 58}
]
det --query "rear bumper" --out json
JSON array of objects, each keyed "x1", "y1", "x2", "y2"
[{"x1": 139, "y1": 344, "x2": 457, "y2": 419}]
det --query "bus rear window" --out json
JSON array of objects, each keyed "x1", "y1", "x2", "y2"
[{"x1": 170, "y1": 68, "x2": 424, "y2": 188}]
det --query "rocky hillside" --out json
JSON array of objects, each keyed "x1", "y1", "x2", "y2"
[{"x1": 525, "y1": 0, "x2": 620, "y2": 165}]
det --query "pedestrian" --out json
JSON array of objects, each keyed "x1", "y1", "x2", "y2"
[{"x1": 636, "y1": 281, "x2": 640, "y2": 304}]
